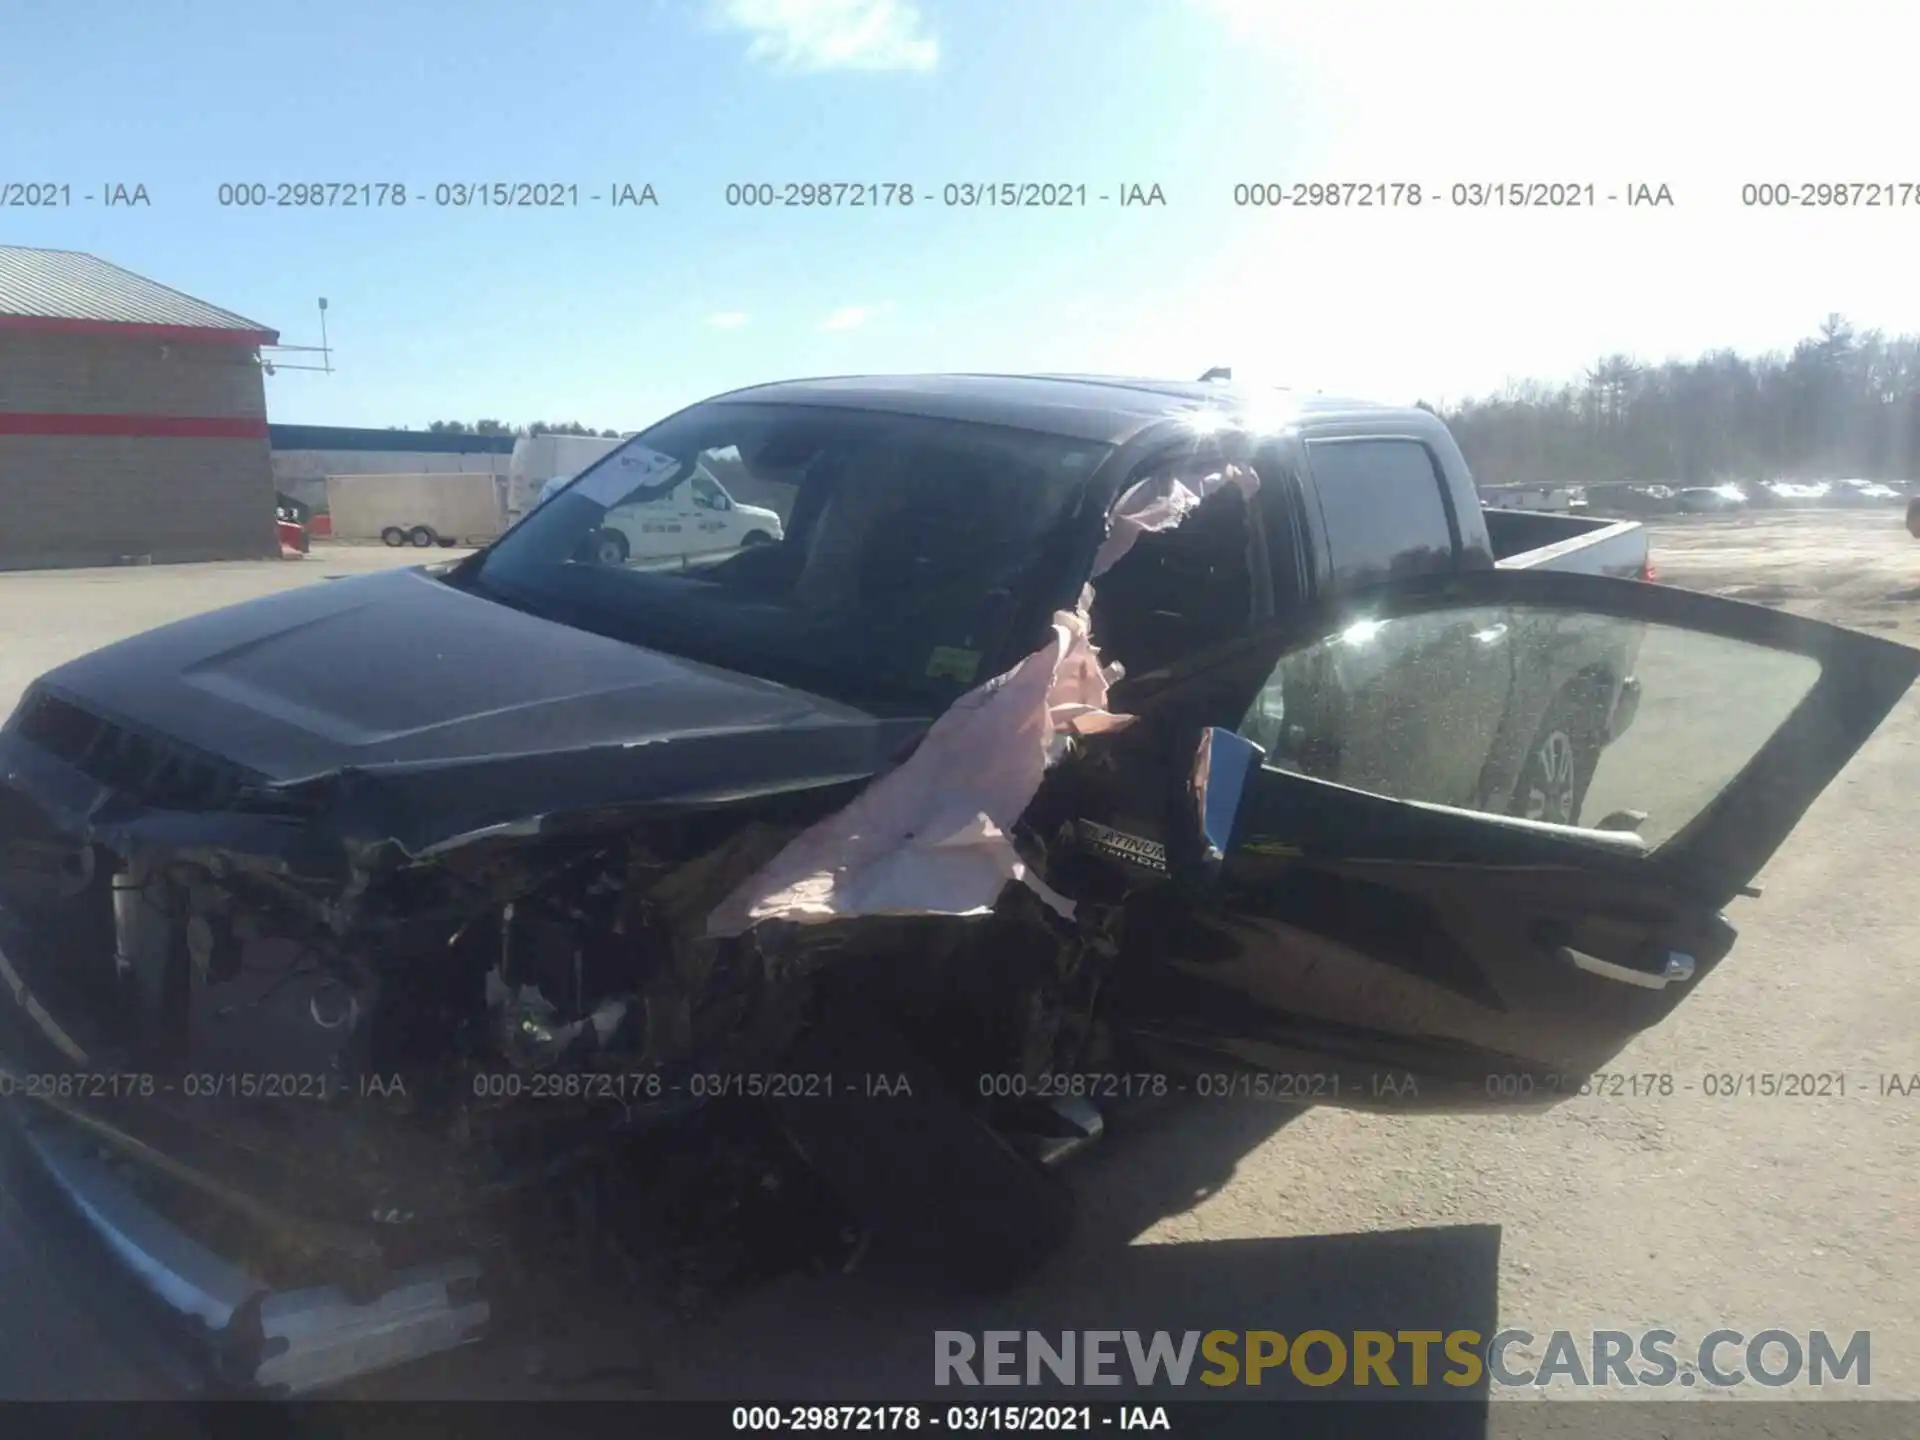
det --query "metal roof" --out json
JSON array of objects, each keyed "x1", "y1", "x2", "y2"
[
  {"x1": 0, "y1": 246, "x2": 277, "y2": 343},
  {"x1": 269, "y1": 424, "x2": 518, "y2": 455},
  {"x1": 705, "y1": 372, "x2": 1399, "y2": 446}
]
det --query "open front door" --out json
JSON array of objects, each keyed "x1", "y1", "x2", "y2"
[{"x1": 1096, "y1": 567, "x2": 1920, "y2": 1108}]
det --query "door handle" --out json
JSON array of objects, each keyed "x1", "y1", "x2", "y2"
[{"x1": 1559, "y1": 945, "x2": 1696, "y2": 991}]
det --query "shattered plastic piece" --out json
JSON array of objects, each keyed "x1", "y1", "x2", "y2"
[
  {"x1": 706, "y1": 606, "x2": 1131, "y2": 936},
  {"x1": 1091, "y1": 461, "x2": 1261, "y2": 577}
]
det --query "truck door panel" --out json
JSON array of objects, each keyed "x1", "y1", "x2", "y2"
[{"x1": 1094, "y1": 567, "x2": 1919, "y2": 1107}]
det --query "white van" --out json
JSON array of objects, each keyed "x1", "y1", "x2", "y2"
[
  {"x1": 507, "y1": 433, "x2": 626, "y2": 518},
  {"x1": 587, "y1": 463, "x2": 785, "y2": 567}
]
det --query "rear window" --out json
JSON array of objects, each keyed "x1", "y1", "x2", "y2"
[{"x1": 1306, "y1": 438, "x2": 1457, "y2": 590}]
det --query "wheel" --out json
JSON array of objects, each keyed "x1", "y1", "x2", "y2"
[
  {"x1": 740, "y1": 529, "x2": 775, "y2": 547},
  {"x1": 1905, "y1": 496, "x2": 1920, "y2": 539},
  {"x1": 590, "y1": 528, "x2": 629, "y2": 566},
  {"x1": 1509, "y1": 681, "x2": 1605, "y2": 827},
  {"x1": 380, "y1": 527, "x2": 406, "y2": 548},
  {"x1": 437, "y1": 536, "x2": 459, "y2": 548},
  {"x1": 407, "y1": 526, "x2": 437, "y2": 548},
  {"x1": 772, "y1": 996, "x2": 1075, "y2": 1296}
]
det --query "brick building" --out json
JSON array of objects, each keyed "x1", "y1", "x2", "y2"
[{"x1": 0, "y1": 246, "x2": 279, "y2": 570}]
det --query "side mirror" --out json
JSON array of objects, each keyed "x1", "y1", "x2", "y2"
[{"x1": 1167, "y1": 726, "x2": 1263, "y2": 895}]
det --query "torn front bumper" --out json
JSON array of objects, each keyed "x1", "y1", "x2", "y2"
[
  {"x1": 6, "y1": 1108, "x2": 487, "y2": 1394},
  {"x1": 0, "y1": 908, "x2": 492, "y2": 1395}
]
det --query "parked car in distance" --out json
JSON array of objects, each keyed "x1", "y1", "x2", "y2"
[
  {"x1": 1675, "y1": 485, "x2": 1746, "y2": 514},
  {"x1": 1835, "y1": 479, "x2": 1903, "y2": 505}
]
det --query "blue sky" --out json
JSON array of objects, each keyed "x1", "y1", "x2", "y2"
[{"x1": 5, "y1": 0, "x2": 1919, "y2": 430}]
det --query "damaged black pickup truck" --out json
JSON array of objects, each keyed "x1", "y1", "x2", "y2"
[{"x1": 3, "y1": 373, "x2": 1917, "y2": 1393}]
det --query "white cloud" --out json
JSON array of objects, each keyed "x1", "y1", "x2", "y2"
[
  {"x1": 707, "y1": 311, "x2": 751, "y2": 329},
  {"x1": 819, "y1": 303, "x2": 887, "y2": 331},
  {"x1": 1163, "y1": 0, "x2": 1920, "y2": 402},
  {"x1": 1184, "y1": 0, "x2": 1920, "y2": 172},
  {"x1": 714, "y1": 0, "x2": 938, "y2": 72}
]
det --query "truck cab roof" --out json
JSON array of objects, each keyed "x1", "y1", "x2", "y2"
[{"x1": 706, "y1": 372, "x2": 1427, "y2": 448}]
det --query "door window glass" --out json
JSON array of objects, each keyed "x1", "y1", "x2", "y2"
[
  {"x1": 1307, "y1": 439, "x2": 1456, "y2": 590},
  {"x1": 1238, "y1": 602, "x2": 1822, "y2": 848}
]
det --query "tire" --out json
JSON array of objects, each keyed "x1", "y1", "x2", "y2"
[
  {"x1": 407, "y1": 525, "x2": 437, "y2": 548},
  {"x1": 1906, "y1": 496, "x2": 1920, "y2": 539},
  {"x1": 380, "y1": 527, "x2": 407, "y2": 548},
  {"x1": 772, "y1": 997, "x2": 1076, "y2": 1296},
  {"x1": 591, "y1": 528, "x2": 629, "y2": 566},
  {"x1": 741, "y1": 529, "x2": 775, "y2": 548},
  {"x1": 438, "y1": 536, "x2": 460, "y2": 548},
  {"x1": 1509, "y1": 682, "x2": 1605, "y2": 827}
]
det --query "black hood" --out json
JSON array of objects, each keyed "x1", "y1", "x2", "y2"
[{"x1": 20, "y1": 567, "x2": 923, "y2": 858}]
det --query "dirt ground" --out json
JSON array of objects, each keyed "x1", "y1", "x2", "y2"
[
  {"x1": 0, "y1": 517, "x2": 1916, "y2": 1409},
  {"x1": 1647, "y1": 508, "x2": 1920, "y2": 635}
]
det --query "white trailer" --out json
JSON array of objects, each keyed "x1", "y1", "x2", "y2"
[{"x1": 324, "y1": 472, "x2": 509, "y2": 548}]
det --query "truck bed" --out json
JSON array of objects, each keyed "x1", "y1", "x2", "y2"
[{"x1": 1486, "y1": 508, "x2": 1648, "y2": 580}]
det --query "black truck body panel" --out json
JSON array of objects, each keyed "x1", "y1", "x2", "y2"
[{"x1": 0, "y1": 372, "x2": 1904, "y2": 1395}]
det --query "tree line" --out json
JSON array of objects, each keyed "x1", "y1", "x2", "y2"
[
  {"x1": 405, "y1": 420, "x2": 623, "y2": 438},
  {"x1": 1431, "y1": 314, "x2": 1920, "y2": 488}
]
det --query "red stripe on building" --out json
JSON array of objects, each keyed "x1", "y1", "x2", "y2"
[
  {"x1": 0, "y1": 314, "x2": 279, "y2": 346},
  {"x1": 0, "y1": 412, "x2": 269, "y2": 439}
]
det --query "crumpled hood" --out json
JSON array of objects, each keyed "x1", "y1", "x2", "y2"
[{"x1": 34, "y1": 566, "x2": 879, "y2": 786}]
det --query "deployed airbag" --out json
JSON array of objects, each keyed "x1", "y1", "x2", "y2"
[
  {"x1": 706, "y1": 604, "x2": 1129, "y2": 934},
  {"x1": 1092, "y1": 461, "x2": 1260, "y2": 576}
]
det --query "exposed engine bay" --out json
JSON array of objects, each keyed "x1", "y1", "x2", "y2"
[
  {"x1": 2, "y1": 726, "x2": 1157, "y2": 1298},
  {"x1": 0, "y1": 457, "x2": 1254, "y2": 1304}
]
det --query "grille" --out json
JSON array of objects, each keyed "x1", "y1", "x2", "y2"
[{"x1": 11, "y1": 689, "x2": 247, "y2": 812}]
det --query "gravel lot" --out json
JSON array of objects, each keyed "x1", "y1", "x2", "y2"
[{"x1": 0, "y1": 519, "x2": 1916, "y2": 1410}]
